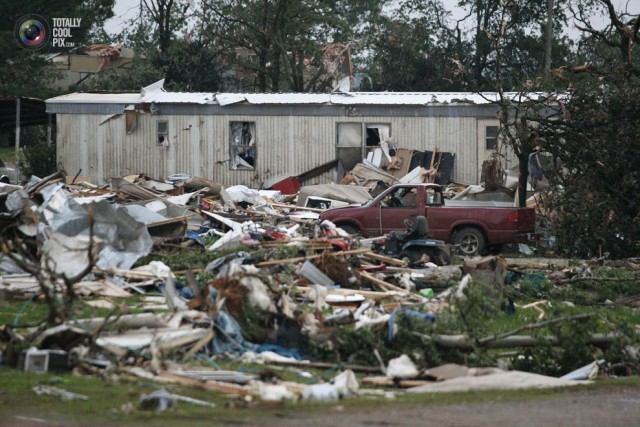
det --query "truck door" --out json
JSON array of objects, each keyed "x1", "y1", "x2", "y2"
[
  {"x1": 377, "y1": 187, "x2": 420, "y2": 234},
  {"x1": 423, "y1": 187, "x2": 447, "y2": 240}
]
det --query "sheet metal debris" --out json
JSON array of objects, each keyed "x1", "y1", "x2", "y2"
[{"x1": 0, "y1": 150, "x2": 631, "y2": 412}]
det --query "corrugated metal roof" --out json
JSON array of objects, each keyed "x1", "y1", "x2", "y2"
[
  {"x1": 141, "y1": 90, "x2": 215, "y2": 104},
  {"x1": 48, "y1": 92, "x2": 141, "y2": 104},
  {"x1": 47, "y1": 85, "x2": 556, "y2": 107},
  {"x1": 220, "y1": 93, "x2": 332, "y2": 105}
]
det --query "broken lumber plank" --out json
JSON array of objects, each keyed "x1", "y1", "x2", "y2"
[
  {"x1": 362, "y1": 251, "x2": 408, "y2": 267},
  {"x1": 362, "y1": 376, "x2": 434, "y2": 388},
  {"x1": 271, "y1": 203, "x2": 325, "y2": 213},
  {"x1": 256, "y1": 248, "x2": 369, "y2": 267},
  {"x1": 124, "y1": 367, "x2": 248, "y2": 395},
  {"x1": 296, "y1": 286, "x2": 399, "y2": 301},
  {"x1": 265, "y1": 359, "x2": 382, "y2": 374},
  {"x1": 92, "y1": 268, "x2": 169, "y2": 280},
  {"x1": 185, "y1": 329, "x2": 215, "y2": 357},
  {"x1": 159, "y1": 373, "x2": 248, "y2": 395},
  {"x1": 360, "y1": 270, "x2": 408, "y2": 293},
  {"x1": 385, "y1": 265, "x2": 461, "y2": 279}
]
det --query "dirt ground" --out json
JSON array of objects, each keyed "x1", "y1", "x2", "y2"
[{"x1": 247, "y1": 385, "x2": 640, "y2": 427}]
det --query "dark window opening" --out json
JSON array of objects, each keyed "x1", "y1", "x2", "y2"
[
  {"x1": 230, "y1": 121, "x2": 256, "y2": 170},
  {"x1": 485, "y1": 125, "x2": 498, "y2": 150},
  {"x1": 366, "y1": 128, "x2": 381, "y2": 146},
  {"x1": 157, "y1": 121, "x2": 168, "y2": 145}
]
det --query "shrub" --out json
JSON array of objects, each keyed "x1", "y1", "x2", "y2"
[{"x1": 19, "y1": 143, "x2": 57, "y2": 178}]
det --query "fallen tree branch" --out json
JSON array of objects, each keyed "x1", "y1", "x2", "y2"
[
  {"x1": 413, "y1": 331, "x2": 616, "y2": 350},
  {"x1": 555, "y1": 276, "x2": 636, "y2": 285},
  {"x1": 410, "y1": 313, "x2": 613, "y2": 351},
  {"x1": 478, "y1": 313, "x2": 595, "y2": 346}
]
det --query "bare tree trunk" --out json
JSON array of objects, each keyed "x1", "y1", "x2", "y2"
[
  {"x1": 545, "y1": 0, "x2": 553, "y2": 72},
  {"x1": 517, "y1": 150, "x2": 529, "y2": 207}
]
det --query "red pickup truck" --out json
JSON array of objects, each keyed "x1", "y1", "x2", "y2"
[{"x1": 319, "y1": 183, "x2": 537, "y2": 256}]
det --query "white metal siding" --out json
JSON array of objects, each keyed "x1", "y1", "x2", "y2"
[{"x1": 57, "y1": 112, "x2": 498, "y2": 186}]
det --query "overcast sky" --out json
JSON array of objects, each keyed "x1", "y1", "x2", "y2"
[{"x1": 104, "y1": 0, "x2": 638, "y2": 39}]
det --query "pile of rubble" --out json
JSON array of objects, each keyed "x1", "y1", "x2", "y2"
[{"x1": 0, "y1": 166, "x2": 630, "y2": 409}]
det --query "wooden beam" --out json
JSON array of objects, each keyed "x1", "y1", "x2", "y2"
[
  {"x1": 359, "y1": 270, "x2": 408, "y2": 293},
  {"x1": 296, "y1": 286, "x2": 398, "y2": 301},
  {"x1": 363, "y1": 251, "x2": 408, "y2": 267},
  {"x1": 255, "y1": 248, "x2": 369, "y2": 267}
]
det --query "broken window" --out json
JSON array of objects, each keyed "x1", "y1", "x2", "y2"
[
  {"x1": 157, "y1": 121, "x2": 168, "y2": 145},
  {"x1": 230, "y1": 121, "x2": 256, "y2": 170},
  {"x1": 126, "y1": 109, "x2": 138, "y2": 134},
  {"x1": 485, "y1": 125, "x2": 498, "y2": 150},
  {"x1": 366, "y1": 123, "x2": 391, "y2": 147}
]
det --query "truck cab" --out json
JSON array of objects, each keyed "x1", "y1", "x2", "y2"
[{"x1": 319, "y1": 183, "x2": 537, "y2": 256}]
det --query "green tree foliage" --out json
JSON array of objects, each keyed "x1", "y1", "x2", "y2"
[
  {"x1": 360, "y1": 1, "x2": 464, "y2": 91},
  {"x1": 199, "y1": 0, "x2": 382, "y2": 93},
  {"x1": 452, "y1": 0, "x2": 573, "y2": 91},
  {"x1": 18, "y1": 142, "x2": 57, "y2": 178},
  {"x1": 0, "y1": 1, "x2": 115, "y2": 98},
  {"x1": 539, "y1": 75, "x2": 640, "y2": 258},
  {"x1": 87, "y1": 0, "x2": 224, "y2": 92},
  {"x1": 532, "y1": 0, "x2": 640, "y2": 258},
  {"x1": 360, "y1": 0, "x2": 574, "y2": 91}
]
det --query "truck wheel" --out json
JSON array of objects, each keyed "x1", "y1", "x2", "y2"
[
  {"x1": 453, "y1": 227, "x2": 487, "y2": 256},
  {"x1": 337, "y1": 224, "x2": 359, "y2": 236}
]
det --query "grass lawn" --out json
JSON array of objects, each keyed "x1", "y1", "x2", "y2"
[
  {"x1": 0, "y1": 367, "x2": 638, "y2": 427},
  {"x1": 0, "y1": 146, "x2": 17, "y2": 164}
]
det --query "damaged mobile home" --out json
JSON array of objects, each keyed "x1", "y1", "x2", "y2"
[{"x1": 46, "y1": 81, "x2": 540, "y2": 187}]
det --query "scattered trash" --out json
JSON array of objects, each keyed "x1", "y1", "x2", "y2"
[
  {"x1": 139, "y1": 389, "x2": 176, "y2": 412},
  {"x1": 386, "y1": 355, "x2": 419, "y2": 379},
  {"x1": 33, "y1": 385, "x2": 89, "y2": 401},
  {"x1": 1, "y1": 160, "x2": 635, "y2": 412},
  {"x1": 560, "y1": 360, "x2": 603, "y2": 381},
  {"x1": 301, "y1": 383, "x2": 340, "y2": 402}
]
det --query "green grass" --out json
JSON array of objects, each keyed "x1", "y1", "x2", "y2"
[
  {"x1": 0, "y1": 368, "x2": 638, "y2": 427},
  {"x1": 0, "y1": 295, "x2": 156, "y2": 329},
  {"x1": 1, "y1": 262, "x2": 639, "y2": 424},
  {"x1": 0, "y1": 146, "x2": 17, "y2": 164}
]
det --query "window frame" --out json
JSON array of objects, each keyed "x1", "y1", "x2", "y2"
[
  {"x1": 157, "y1": 120, "x2": 168, "y2": 145},
  {"x1": 485, "y1": 125, "x2": 499, "y2": 150},
  {"x1": 229, "y1": 121, "x2": 256, "y2": 171},
  {"x1": 365, "y1": 123, "x2": 391, "y2": 147}
]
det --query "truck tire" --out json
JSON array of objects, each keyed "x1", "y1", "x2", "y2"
[
  {"x1": 453, "y1": 227, "x2": 487, "y2": 256},
  {"x1": 337, "y1": 224, "x2": 360, "y2": 236}
]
